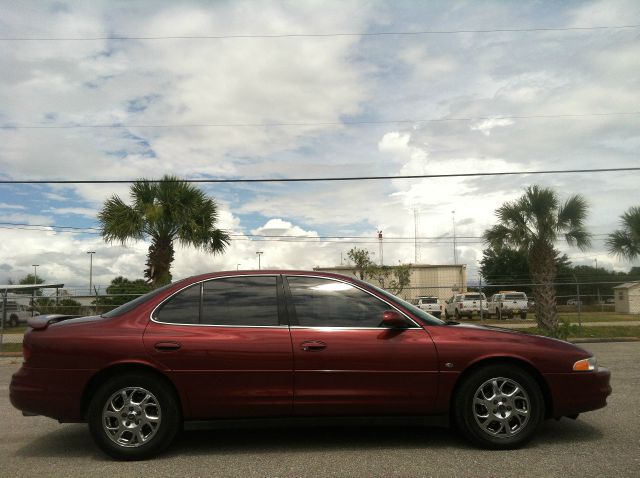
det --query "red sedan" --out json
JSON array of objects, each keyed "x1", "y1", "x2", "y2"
[{"x1": 10, "y1": 271, "x2": 611, "y2": 460}]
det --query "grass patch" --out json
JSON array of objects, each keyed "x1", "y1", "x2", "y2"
[
  {"x1": 521, "y1": 325, "x2": 640, "y2": 339},
  {"x1": 1, "y1": 326, "x2": 27, "y2": 334},
  {"x1": 0, "y1": 343, "x2": 22, "y2": 353},
  {"x1": 481, "y1": 311, "x2": 640, "y2": 325}
]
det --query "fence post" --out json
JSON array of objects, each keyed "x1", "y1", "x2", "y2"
[{"x1": 572, "y1": 273, "x2": 582, "y2": 330}]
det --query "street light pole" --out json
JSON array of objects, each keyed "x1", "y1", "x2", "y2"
[
  {"x1": 256, "y1": 251, "x2": 263, "y2": 270},
  {"x1": 31, "y1": 264, "x2": 39, "y2": 318},
  {"x1": 237, "y1": 263, "x2": 241, "y2": 271},
  {"x1": 87, "y1": 252, "x2": 95, "y2": 296}
]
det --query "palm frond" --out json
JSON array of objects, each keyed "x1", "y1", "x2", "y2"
[{"x1": 98, "y1": 196, "x2": 145, "y2": 243}]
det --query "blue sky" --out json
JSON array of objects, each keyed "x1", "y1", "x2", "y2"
[{"x1": 0, "y1": 0, "x2": 638, "y2": 291}]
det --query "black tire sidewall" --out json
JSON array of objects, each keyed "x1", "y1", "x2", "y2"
[
  {"x1": 452, "y1": 364, "x2": 544, "y2": 449},
  {"x1": 87, "y1": 373, "x2": 180, "y2": 460}
]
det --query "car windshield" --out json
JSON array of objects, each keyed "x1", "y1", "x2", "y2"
[
  {"x1": 505, "y1": 293, "x2": 526, "y2": 300},
  {"x1": 352, "y1": 279, "x2": 445, "y2": 326},
  {"x1": 101, "y1": 281, "x2": 181, "y2": 318}
]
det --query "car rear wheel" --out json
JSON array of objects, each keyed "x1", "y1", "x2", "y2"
[
  {"x1": 9, "y1": 315, "x2": 19, "y2": 327},
  {"x1": 520, "y1": 313, "x2": 527, "y2": 320},
  {"x1": 454, "y1": 309, "x2": 461, "y2": 320},
  {"x1": 452, "y1": 364, "x2": 544, "y2": 449},
  {"x1": 88, "y1": 373, "x2": 180, "y2": 460}
]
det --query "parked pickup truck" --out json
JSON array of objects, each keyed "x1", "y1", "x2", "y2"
[
  {"x1": 416, "y1": 296, "x2": 442, "y2": 317},
  {"x1": 488, "y1": 291, "x2": 528, "y2": 319},
  {"x1": 444, "y1": 292, "x2": 487, "y2": 319},
  {"x1": 2, "y1": 301, "x2": 40, "y2": 327}
]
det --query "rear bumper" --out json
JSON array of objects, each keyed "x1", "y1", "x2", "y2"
[
  {"x1": 10, "y1": 366, "x2": 91, "y2": 422},
  {"x1": 544, "y1": 367, "x2": 612, "y2": 418}
]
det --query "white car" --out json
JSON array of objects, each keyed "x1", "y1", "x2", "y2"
[
  {"x1": 416, "y1": 296, "x2": 442, "y2": 317},
  {"x1": 444, "y1": 292, "x2": 487, "y2": 319},
  {"x1": 2, "y1": 301, "x2": 40, "y2": 327},
  {"x1": 487, "y1": 292, "x2": 529, "y2": 320}
]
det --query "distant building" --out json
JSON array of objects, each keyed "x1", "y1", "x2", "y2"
[
  {"x1": 313, "y1": 264, "x2": 467, "y2": 303},
  {"x1": 613, "y1": 282, "x2": 640, "y2": 314}
]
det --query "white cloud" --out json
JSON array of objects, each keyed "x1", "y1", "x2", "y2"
[{"x1": 470, "y1": 118, "x2": 515, "y2": 136}]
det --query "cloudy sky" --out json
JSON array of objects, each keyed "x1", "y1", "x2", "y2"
[{"x1": 0, "y1": 0, "x2": 638, "y2": 293}]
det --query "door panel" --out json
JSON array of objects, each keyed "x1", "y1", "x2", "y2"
[
  {"x1": 144, "y1": 322, "x2": 293, "y2": 419},
  {"x1": 143, "y1": 275, "x2": 293, "y2": 419},
  {"x1": 285, "y1": 276, "x2": 439, "y2": 416},
  {"x1": 291, "y1": 327, "x2": 438, "y2": 415}
]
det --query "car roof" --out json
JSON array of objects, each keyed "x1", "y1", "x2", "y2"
[{"x1": 174, "y1": 270, "x2": 359, "y2": 284}]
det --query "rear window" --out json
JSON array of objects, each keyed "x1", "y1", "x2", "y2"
[
  {"x1": 505, "y1": 293, "x2": 526, "y2": 300},
  {"x1": 419, "y1": 297, "x2": 438, "y2": 304},
  {"x1": 463, "y1": 294, "x2": 483, "y2": 300}
]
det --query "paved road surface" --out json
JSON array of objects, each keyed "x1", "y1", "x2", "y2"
[{"x1": 1, "y1": 342, "x2": 638, "y2": 477}]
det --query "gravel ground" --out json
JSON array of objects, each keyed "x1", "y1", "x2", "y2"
[{"x1": 1, "y1": 342, "x2": 638, "y2": 477}]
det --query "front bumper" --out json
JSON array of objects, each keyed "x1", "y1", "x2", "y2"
[{"x1": 544, "y1": 367, "x2": 612, "y2": 418}]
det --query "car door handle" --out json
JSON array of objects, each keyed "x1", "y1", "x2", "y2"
[
  {"x1": 154, "y1": 341, "x2": 181, "y2": 351},
  {"x1": 300, "y1": 340, "x2": 327, "y2": 352}
]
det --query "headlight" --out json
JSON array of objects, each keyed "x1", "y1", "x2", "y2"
[{"x1": 573, "y1": 357, "x2": 597, "y2": 371}]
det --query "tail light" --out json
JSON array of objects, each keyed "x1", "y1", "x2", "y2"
[{"x1": 22, "y1": 342, "x2": 32, "y2": 362}]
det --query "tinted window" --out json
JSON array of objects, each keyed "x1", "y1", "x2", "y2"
[
  {"x1": 505, "y1": 293, "x2": 526, "y2": 300},
  {"x1": 287, "y1": 276, "x2": 393, "y2": 328},
  {"x1": 419, "y1": 297, "x2": 438, "y2": 304},
  {"x1": 463, "y1": 294, "x2": 483, "y2": 300},
  {"x1": 155, "y1": 284, "x2": 201, "y2": 324},
  {"x1": 202, "y1": 276, "x2": 278, "y2": 326}
]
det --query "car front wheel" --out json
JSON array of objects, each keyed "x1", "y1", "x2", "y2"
[
  {"x1": 452, "y1": 364, "x2": 544, "y2": 449},
  {"x1": 87, "y1": 373, "x2": 181, "y2": 460}
]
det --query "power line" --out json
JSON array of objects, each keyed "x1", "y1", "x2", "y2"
[
  {"x1": 1, "y1": 24, "x2": 638, "y2": 41},
  {"x1": 0, "y1": 167, "x2": 638, "y2": 184},
  {"x1": 2, "y1": 111, "x2": 638, "y2": 129},
  {"x1": 0, "y1": 221, "x2": 615, "y2": 239}
]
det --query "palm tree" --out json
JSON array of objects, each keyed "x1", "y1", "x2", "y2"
[
  {"x1": 607, "y1": 206, "x2": 640, "y2": 261},
  {"x1": 98, "y1": 175, "x2": 230, "y2": 286},
  {"x1": 484, "y1": 185, "x2": 590, "y2": 333}
]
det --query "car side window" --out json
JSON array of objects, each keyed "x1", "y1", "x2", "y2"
[
  {"x1": 154, "y1": 283, "x2": 201, "y2": 324},
  {"x1": 202, "y1": 276, "x2": 278, "y2": 326},
  {"x1": 154, "y1": 276, "x2": 279, "y2": 326},
  {"x1": 286, "y1": 276, "x2": 398, "y2": 328}
]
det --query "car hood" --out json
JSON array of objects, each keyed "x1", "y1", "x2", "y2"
[{"x1": 439, "y1": 321, "x2": 589, "y2": 353}]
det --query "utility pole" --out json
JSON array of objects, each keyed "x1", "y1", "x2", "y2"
[
  {"x1": 256, "y1": 251, "x2": 263, "y2": 270},
  {"x1": 87, "y1": 252, "x2": 95, "y2": 296},
  {"x1": 237, "y1": 263, "x2": 241, "y2": 271},
  {"x1": 32, "y1": 264, "x2": 39, "y2": 284},
  {"x1": 452, "y1": 211, "x2": 457, "y2": 265},
  {"x1": 378, "y1": 231, "x2": 383, "y2": 266},
  {"x1": 413, "y1": 209, "x2": 419, "y2": 263}
]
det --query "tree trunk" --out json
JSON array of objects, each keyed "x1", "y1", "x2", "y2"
[
  {"x1": 528, "y1": 242, "x2": 558, "y2": 333},
  {"x1": 145, "y1": 236, "x2": 174, "y2": 287}
]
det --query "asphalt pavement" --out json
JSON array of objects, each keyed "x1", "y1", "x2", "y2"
[{"x1": 1, "y1": 342, "x2": 639, "y2": 477}]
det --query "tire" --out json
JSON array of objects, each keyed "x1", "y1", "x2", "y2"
[
  {"x1": 445, "y1": 309, "x2": 450, "y2": 319},
  {"x1": 454, "y1": 309, "x2": 461, "y2": 320},
  {"x1": 9, "y1": 315, "x2": 19, "y2": 327},
  {"x1": 87, "y1": 373, "x2": 181, "y2": 460},
  {"x1": 520, "y1": 313, "x2": 527, "y2": 320},
  {"x1": 452, "y1": 364, "x2": 544, "y2": 449},
  {"x1": 496, "y1": 309, "x2": 501, "y2": 320}
]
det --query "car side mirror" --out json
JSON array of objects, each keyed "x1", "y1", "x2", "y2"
[{"x1": 382, "y1": 310, "x2": 409, "y2": 328}]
